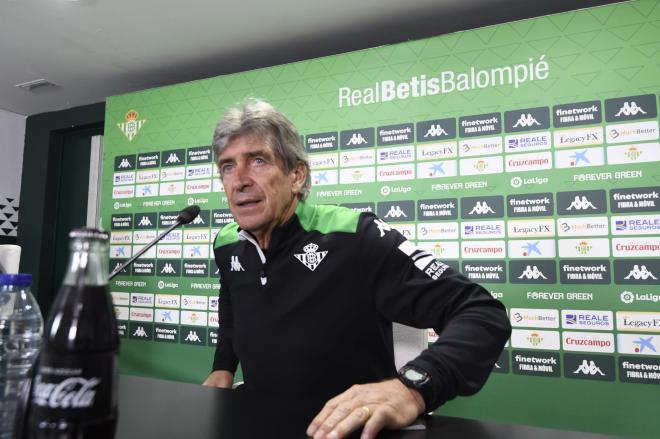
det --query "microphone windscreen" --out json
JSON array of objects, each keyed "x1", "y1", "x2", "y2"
[{"x1": 177, "y1": 205, "x2": 201, "y2": 224}]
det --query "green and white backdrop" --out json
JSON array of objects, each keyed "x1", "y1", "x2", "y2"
[{"x1": 101, "y1": 1, "x2": 660, "y2": 437}]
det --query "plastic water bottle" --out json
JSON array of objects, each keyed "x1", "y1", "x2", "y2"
[{"x1": 0, "y1": 274, "x2": 43, "y2": 439}]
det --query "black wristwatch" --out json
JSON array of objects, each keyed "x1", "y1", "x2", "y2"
[{"x1": 397, "y1": 364, "x2": 433, "y2": 410}]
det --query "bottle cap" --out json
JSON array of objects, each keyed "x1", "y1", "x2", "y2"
[
  {"x1": 69, "y1": 227, "x2": 109, "y2": 241},
  {"x1": 0, "y1": 273, "x2": 32, "y2": 286}
]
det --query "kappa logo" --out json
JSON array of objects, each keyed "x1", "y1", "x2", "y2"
[
  {"x1": 118, "y1": 158, "x2": 132, "y2": 169},
  {"x1": 567, "y1": 196, "x2": 597, "y2": 210},
  {"x1": 184, "y1": 331, "x2": 202, "y2": 342},
  {"x1": 165, "y1": 153, "x2": 181, "y2": 164},
  {"x1": 468, "y1": 201, "x2": 496, "y2": 215},
  {"x1": 423, "y1": 124, "x2": 448, "y2": 137},
  {"x1": 117, "y1": 110, "x2": 146, "y2": 141},
  {"x1": 230, "y1": 256, "x2": 244, "y2": 272},
  {"x1": 518, "y1": 265, "x2": 548, "y2": 280},
  {"x1": 346, "y1": 133, "x2": 367, "y2": 146},
  {"x1": 192, "y1": 215, "x2": 205, "y2": 225},
  {"x1": 384, "y1": 205, "x2": 408, "y2": 219},
  {"x1": 573, "y1": 360, "x2": 605, "y2": 376},
  {"x1": 294, "y1": 243, "x2": 328, "y2": 272},
  {"x1": 615, "y1": 101, "x2": 647, "y2": 117},
  {"x1": 513, "y1": 113, "x2": 541, "y2": 128},
  {"x1": 137, "y1": 216, "x2": 153, "y2": 227},
  {"x1": 161, "y1": 263, "x2": 176, "y2": 274},
  {"x1": 625, "y1": 265, "x2": 657, "y2": 280},
  {"x1": 373, "y1": 219, "x2": 392, "y2": 237},
  {"x1": 132, "y1": 326, "x2": 148, "y2": 337}
]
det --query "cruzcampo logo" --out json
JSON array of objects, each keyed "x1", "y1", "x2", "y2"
[
  {"x1": 575, "y1": 240, "x2": 592, "y2": 255},
  {"x1": 624, "y1": 146, "x2": 642, "y2": 161},
  {"x1": 527, "y1": 332, "x2": 543, "y2": 346},
  {"x1": 117, "y1": 110, "x2": 146, "y2": 141}
]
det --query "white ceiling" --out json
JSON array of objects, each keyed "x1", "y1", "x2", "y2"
[{"x1": 0, "y1": 0, "x2": 624, "y2": 116}]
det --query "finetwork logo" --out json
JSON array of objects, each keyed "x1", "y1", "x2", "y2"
[
  {"x1": 573, "y1": 360, "x2": 605, "y2": 376},
  {"x1": 518, "y1": 265, "x2": 548, "y2": 280},
  {"x1": 513, "y1": 113, "x2": 541, "y2": 128},
  {"x1": 423, "y1": 124, "x2": 448, "y2": 137},
  {"x1": 567, "y1": 196, "x2": 597, "y2": 210},
  {"x1": 615, "y1": 101, "x2": 647, "y2": 117},
  {"x1": 117, "y1": 110, "x2": 146, "y2": 141},
  {"x1": 624, "y1": 265, "x2": 657, "y2": 280},
  {"x1": 346, "y1": 133, "x2": 367, "y2": 146}
]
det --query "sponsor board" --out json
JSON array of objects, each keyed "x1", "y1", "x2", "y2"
[
  {"x1": 185, "y1": 179, "x2": 212, "y2": 194},
  {"x1": 620, "y1": 291, "x2": 660, "y2": 305},
  {"x1": 562, "y1": 331, "x2": 615, "y2": 353},
  {"x1": 509, "y1": 260, "x2": 556, "y2": 284},
  {"x1": 553, "y1": 100, "x2": 602, "y2": 128},
  {"x1": 128, "y1": 322, "x2": 153, "y2": 340},
  {"x1": 186, "y1": 164, "x2": 213, "y2": 180},
  {"x1": 180, "y1": 311, "x2": 208, "y2": 327},
  {"x1": 511, "y1": 329, "x2": 560, "y2": 350},
  {"x1": 341, "y1": 202, "x2": 375, "y2": 213},
  {"x1": 137, "y1": 152, "x2": 160, "y2": 169},
  {"x1": 129, "y1": 308, "x2": 154, "y2": 322},
  {"x1": 187, "y1": 146, "x2": 213, "y2": 164},
  {"x1": 160, "y1": 166, "x2": 186, "y2": 181},
  {"x1": 505, "y1": 151, "x2": 552, "y2": 172},
  {"x1": 461, "y1": 261, "x2": 506, "y2": 283},
  {"x1": 208, "y1": 329, "x2": 218, "y2": 347},
  {"x1": 504, "y1": 107, "x2": 550, "y2": 132},
  {"x1": 114, "y1": 306, "x2": 129, "y2": 321},
  {"x1": 507, "y1": 219, "x2": 555, "y2": 238},
  {"x1": 614, "y1": 259, "x2": 660, "y2": 285},
  {"x1": 377, "y1": 123, "x2": 414, "y2": 146},
  {"x1": 208, "y1": 297, "x2": 219, "y2": 312},
  {"x1": 605, "y1": 94, "x2": 657, "y2": 122},
  {"x1": 157, "y1": 260, "x2": 180, "y2": 277},
  {"x1": 510, "y1": 308, "x2": 559, "y2": 328},
  {"x1": 416, "y1": 118, "x2": 456, "y2": 141},
  {"x1": 339, "y1": 166, "x2": 375, "y2": 184},
  {"x1": 564, "y1": 354, "x2": 614, "y2": 381},
  {"x1": 183, "y1": 261, "x2": 209, "y2": 277},
  {"x1": 461, "y1": 241, "x2": 506, "y2": 259},
  {"x1": 311, "y1": 170, "x2": 338, "y2": 186},
  {"x1": 340, "y1": 128, "x2": 375, "y2": 149},
  {"x1": 461, "y1": 220, "x2": 505, "y2": 239},
  {"x1": 181, "y1": 295, "x2": 209, "y2": 310},
  {"x1": 417, "y1": 241, "x2": 459, "y2": 259},
  {"x1": 505, "y1": 132, "x2": 551, "y2": 153},
  {"x1": 377, "y1": 145, "x2": 415, "y2": 164},
  {"x1": 611, "y1": 214, "x2": 660, "y2": 235},
  {"x1": 153, "y1": 324, "x2": 179, "y2": 343},
  {"x1": 159, "y1": 181, "x2": 185, "y2": 196},
  {"x1": 113, "y1": 171, "x2": 136, "y2": 186},
  {"x1": 110, "y1": 231, "x2": 132, "y2": 244},
  {"x1": 158, "y1": 211, "x2": 179, "y2": 228},
  {"x1": 619, "y1": 357, "x2": 660, "y2": 384},
  {"x1": 507, "y1": 193, "x2": 553, "y2": 217},
  {"x1": 116, "y1": 321, "x2": 127, "y2": 338},
  {"x1": 556, "y1": 190, "x2": 607, "y2": 215},
  {"x1": 130, "y1": 293, "x2": 154, "y2": 307},
  {"x1": 112, "y1": 186, "x2": 135, "y2": 199},
  {"x1": 154, "y1": 309, "x2": 180, "y2": 325},
  {"x1": 607, "y1": 142, "x2": 660, "y2": 165},
  {"x1": 416, "y1": 142, "x2": 457, "y2": 161},
  {"x1": 561, "y1": 310, "x2": 613, "y2": 331},
  {"x1": 617, "y1": 334, "x2": 660, "y2": 356},
  {"x1": 111, "y1": 214, "x2": 132, "y2": 230},
  {"x1": 557, "y1": 217, "x2": 608, "y2": 236},
  {"x1": 131, "y1": 260, "x2": 155, "y2": 276},
  {"x1": 110, "y1": 245, "x2": 131, "y2": 259},
  {"x1": 340, "y1": 149, "x2": 375, "y2": 167},
  {"x1": 309, "y1": 153, "x2": 339, "y2": 169},
  {"x1": 459, "y1": 156, "x2": 503, "y2": 176},
  {"x1": 207, "y1": 312, "x2": 220, "y2": 328},
  {"x1": 553, "y1": 126, "x2": 603, "y2": 148},
  {"x1": 461, "y1": 196, "x2": 503, "y2": 219},
  {"x1": 136, "y1": 184, "x2": 159, "y2": 198},
  {"x1": 184, "y1": 244, "x2": 209, "y2": 259},
  {"x1": 156, "y1": 245, "x2": 182, "y2": 259},
  {"x1": 612, "y1": 237, "x2": 660, "y2": 257},
  {"x1": 114, "y1": 155, "x2": 135, "y2": 171},
  {"x1": 512, "y1": 351, "x2": 560, "y2": 377},
  {"x1": 416, "y1": 160, "x2": 458, "y2": 179},
  {"x1": 391, "y1": 224, "x2": 416, "y2": 240},
  {"x1": 558, "y1": 238, "x2": 610, "y2": 258},
  {"x1": 459, "y1": 136, "x2": 503, "y2": 157},
  {"x1": 212, "y1": 209, "x2": 234, "y2": 227},
  {"x1": 160, "y1": 229, "x2": 182, "y2": 243},
  {"x1": 155, "y1": 294, "x2": 180, "y2": 308},
  {"x1": 180, "y1": 326, "x2": 207, "y2": 345},
  {"x1": 616, "y1": 311, "x2": 660, "y2": 333},
  {"x1": 377, "y1": 164, "x2": 415, "y2": 181},
  {"x1": 458, "y1": 113, "x2": 501, "y2": 137},
  {"x1": 606, "y1": 121, "x2": 659, "y2": 144},
  {"x1": 134, "y1": 212, "x2": 157, "y2": 229},
  {"x1": 184, "y1": 230, "x2": 211, "y2": 243},
  {"x1": 507, "y1": 239, "x2": 556, "y2": 258},
  {"x1": 378, "y1": 200, "x2": 415, "y2": 222},
  {"x1": 560, "y1": 260, "x2": 611, "y2": 284},
  {"x1": 610, "y1": 186, "x2": 660, "y2": 213},
  {"x1": 417, "y1": 198, "x2": 457, "y2": 220},
  {"x1": 131, "y1": 245, "x2": 156, "y2": 259},
  {"x1": 111, "y1": 292, "x2": 130, "y2": 307},
  {"x1": 417, "y1": 223, "x2": 459, "y2": 240},
  {"x1": 555, "y1": 147, "x2": 605, "y2": 168},
  {"x1": 161, "y1": 149, "x2": 185, "y2": 167},
  {"x1": 135, "y1": 169, "x2": 159, "y2": 184},
  {"x1": 306, "y1": 132, "x2": 338, "y2": 152}
]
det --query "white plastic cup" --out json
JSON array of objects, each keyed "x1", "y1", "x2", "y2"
[{"x1": 0, "y1": 244, "x2": 21, "y2": 274}]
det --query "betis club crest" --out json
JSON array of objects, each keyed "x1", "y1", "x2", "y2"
[
  {"x1": 294, "y1": 243, "x2": 328, "y2": 271},
  {"x1": 117, "y1": 110, "x2": 146, "y2": 141}
]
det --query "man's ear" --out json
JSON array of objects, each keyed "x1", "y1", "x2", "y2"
[{"x1": 289, "y1": 161, "x2": 308, "y2": 195}]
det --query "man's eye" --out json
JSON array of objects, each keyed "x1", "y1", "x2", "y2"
[
  {"x1": 253, "y1": 157, "x2": 266, "y2": 165},
  {"x1": 220, "y1": 164, "x2": 234, "y2": 174}
]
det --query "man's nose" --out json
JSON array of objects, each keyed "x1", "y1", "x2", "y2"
[{"x1": 231, "y1": 163, "x2": 252, "y2": 190}]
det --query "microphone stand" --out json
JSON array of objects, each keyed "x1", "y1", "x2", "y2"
[{"x1": 109, "y1": 220, "x2": 184, "y2": 280}]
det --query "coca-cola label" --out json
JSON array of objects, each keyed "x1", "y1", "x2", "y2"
[{"x1": 31, "y1": 352, "x2": 117, "y2": 420}]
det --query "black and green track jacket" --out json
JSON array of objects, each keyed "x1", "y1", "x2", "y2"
[{"x1": 212, "y1": 201, "x2": 511, "y2": 410}]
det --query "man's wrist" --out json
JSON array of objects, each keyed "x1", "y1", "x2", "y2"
[{"x1": 397, "y1": 364, "x2": 433, "y2": 412}]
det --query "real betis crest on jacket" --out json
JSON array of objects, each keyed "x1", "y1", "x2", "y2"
[{"x1": 294, "y1": 243, "x2": 328, "y2": 271}]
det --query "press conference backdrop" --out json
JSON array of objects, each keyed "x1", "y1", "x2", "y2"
[{"x1": 101, "y1": 1, "x2": 660, "y2": 437}]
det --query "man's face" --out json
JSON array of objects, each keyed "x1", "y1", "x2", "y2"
[{"x1": 218, "y1": 135, "x2": 305, "y2": 245}]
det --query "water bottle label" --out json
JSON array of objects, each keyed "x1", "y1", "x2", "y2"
[{"x1": 30, "y1": 352, "x2": 117, "y2": 420}]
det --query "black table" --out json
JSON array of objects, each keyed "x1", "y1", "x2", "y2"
[{"x1": 116, "y1": 375, "x2": 625, "y2": 439}]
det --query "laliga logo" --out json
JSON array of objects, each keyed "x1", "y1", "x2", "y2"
[{"x1": 621, "y1": 291, "x2": 634, "y2": 304}]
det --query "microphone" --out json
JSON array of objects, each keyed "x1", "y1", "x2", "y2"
[{"x1": 108, "y1": 205, "x2": 201, "y2": 280}]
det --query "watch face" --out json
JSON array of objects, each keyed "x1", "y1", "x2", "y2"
[{"x1": 404, "y1": 368, "x2": 425, "y2": 382}]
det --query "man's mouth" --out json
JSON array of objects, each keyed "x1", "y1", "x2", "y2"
[{"x1": 235, "y1": 199, "x2": 261, "y2": 207}]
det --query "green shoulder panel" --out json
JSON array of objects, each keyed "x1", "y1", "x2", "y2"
[
  {"x1": 214, "y1": 222, "x2": 240, "y2": 249},
  {"x1": 296, "y1": 201, "x2": 360, "y2": 234}
]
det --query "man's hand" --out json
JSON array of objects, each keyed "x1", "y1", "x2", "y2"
[
  {"x1": 306, "y1": 378, "x2": 425, "y2": 439},
  {"x1": 202, "y1": 370, "x2": 234, "y2": 388}
]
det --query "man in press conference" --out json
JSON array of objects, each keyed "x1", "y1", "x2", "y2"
[{"x1": 202, "y1": 99, "x2": 511, "y2": 439}]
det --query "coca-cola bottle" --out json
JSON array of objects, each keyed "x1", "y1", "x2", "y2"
[{"x1": 27, "y1": 228, "x2": 118, "y2": 439}]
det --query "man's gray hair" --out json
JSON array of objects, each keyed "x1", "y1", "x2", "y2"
[{"x1": 212, "y1": 99, "x2": 311, "y2": 200}]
